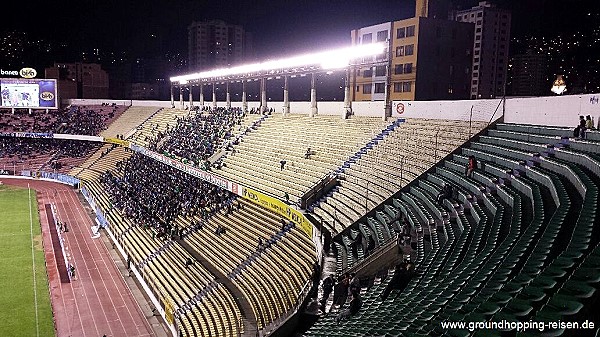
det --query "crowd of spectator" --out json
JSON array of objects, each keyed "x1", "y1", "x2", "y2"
[
  {"x1": 0, "y1": 104, "x2": 125, "y2": 135},
  {"x1": 148, "y1": 107, "x2": 245, "y2": 168},
  {"x1": 0, "y1": 137, "x2": 101, "y2": 173},
  {"x1": 0, "y1": 104, "x2": 126, "y2": 172},
  {"x1": 101, "y1": 152, "x2": 236, "y2": 238}
]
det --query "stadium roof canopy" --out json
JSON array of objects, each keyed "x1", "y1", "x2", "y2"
[{"x1": 170, "y1": 43, "x2": 385, "y2": 85}]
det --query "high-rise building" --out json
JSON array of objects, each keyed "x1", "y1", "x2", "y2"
[
  {"x1": 45, "y1": 62, "x2": 109, "y2": 99},
  {"x1": 350, "y1": 0, "x2": 473, "y2": 101},
  {"x1": 453, "y1": 1, "x2": 511, "y2": 99},
  {"x1": 187, "y1": 20, "x2": 253, "y2": 71},
  {"x1": 510, "y1": 49, "x2": 548, "y2": 96}
]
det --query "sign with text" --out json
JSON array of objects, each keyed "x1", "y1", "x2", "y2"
[
  {"x1": 240, "y1": 186, "x2": 313, "y2": 238},
  {"x1": 1, "y1": 78, "x2": 57, "y2": 109}
]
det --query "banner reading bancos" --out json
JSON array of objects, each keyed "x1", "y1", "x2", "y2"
[{"x1": 240, "y1": 186, "x2": 313, "y2": 238}]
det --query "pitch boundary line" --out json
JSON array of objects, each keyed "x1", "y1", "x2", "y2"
[{"x1": 28, "y1": 184, "x2": 40, "y2": 337}]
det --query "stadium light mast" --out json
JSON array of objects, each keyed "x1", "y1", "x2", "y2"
[
  {"x1": 342, "y1": 68, "x2": 352, "y2": 119},
  {"x1": 283, "y1": 76, "x2": 290, "y2": 116}
]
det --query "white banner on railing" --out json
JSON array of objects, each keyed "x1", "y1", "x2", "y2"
[
  {"x1": 0, "y1": 131, "x2": 104, "y2": 142},
  {"x1": 129, "y1": 143, "x2": 232, "y2": 191}
]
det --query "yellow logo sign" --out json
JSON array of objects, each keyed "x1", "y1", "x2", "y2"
[{"x1": 19, "y1": 68, "x2": 37, "y2": 78}]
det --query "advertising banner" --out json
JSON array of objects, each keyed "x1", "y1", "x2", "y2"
[
  {"x1": 0, "y1": 132, "x2": 53, "y2": 138},
  {"x1": 104, "y1": 137, "x2": 130, "y2": 147},
  {"x1": 240, "y1": 186, "x2": 313, "y2": 237},
  {"x1": 1, "y1": 78, "x2": 57, "y2": 109}
]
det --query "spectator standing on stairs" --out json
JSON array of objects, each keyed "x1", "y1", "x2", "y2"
[
  {"x1": 578, "y1": 115, "x2": 587, "y2": 139},
  {"x1": 349, "y1": 273, "x2": 360, "y2": 296},
  {"x1": 319, "y1": 275, "x2": 334, "y2": 312},
  {"x1": 335, "y1": 290, "x2": 362, "y2": 323},
  {"x1": 280, "y1": 159, "x2": 286, "y2": 170}
]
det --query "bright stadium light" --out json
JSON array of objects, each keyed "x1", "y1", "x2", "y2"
[
  {"x1": 170, "y1": 43, "x2": 385, "y2": 84},
  {"x1": 551, "y1": 74, "x2": 567, "y2": 95}
]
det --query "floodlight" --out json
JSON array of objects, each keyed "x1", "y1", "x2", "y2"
[
  {"x1": 551, "y1": 75, "x2": 567, "y2": 95},
  {"x1": 170, "y1": 43, "x2": 385, "y2": 84}
]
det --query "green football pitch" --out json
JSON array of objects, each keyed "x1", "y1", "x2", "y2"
[{"x1": 0, "y1": 185, "x2": 55, "y2": 337}]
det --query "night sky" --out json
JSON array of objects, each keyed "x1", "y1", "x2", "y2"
[
  {"x1": 1, "y1": 0, "x2": 598, "y2": 99},
  {"x1": 4, "y1": 0, "x2": 597, "y2": 59}
]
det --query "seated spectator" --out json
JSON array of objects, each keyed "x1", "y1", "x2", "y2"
[
  {"x1": 305, "y1": 147, "x2": 313, "y2": 159},
  {"x1": 436, "y1": 184, "x2": 453, "y2": 205},
  {"x1": 465, "y1": 155, "x2": 477, "y2": 178},
  {"x1": 400, "y1": 219, "x2": 411, "y2": 246},
  {"x1": 585, "y1": 115, "x2": 595, "y2": 130}
]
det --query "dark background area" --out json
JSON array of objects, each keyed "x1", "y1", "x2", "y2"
[{"x1": 1, "y1": 0, "x2": 598, "y2": 98}]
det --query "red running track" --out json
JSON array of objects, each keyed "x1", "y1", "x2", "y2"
[{"x1": 1, "y1": 179, "x2": 156, "y2": 337}]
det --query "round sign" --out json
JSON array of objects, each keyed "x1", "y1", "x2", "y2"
[{"x1": 396, "y1": 102, "x2": 405, "y2": 114}]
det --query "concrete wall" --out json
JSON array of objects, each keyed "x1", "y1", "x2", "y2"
[
  {"x1": 66, "y1": 92, "x2": 600, "y2": 127},
  {"x1": 504, "y1": 93, "x2": 600, "y2": 127},
  {"x1": 392, "y1": 98, "x2": 502, "y2": 122}
]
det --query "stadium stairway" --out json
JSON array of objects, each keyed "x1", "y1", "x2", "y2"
[
  {"x1": 310, "y1": 118, "x2": 488, "y2": 236},
  {"x1": 100, "y1": 105, "x2": 163, "y2": 139},
  {"x1": 217, "y1": 114, "x2": 391, "y2": 202},
  {"x1": 302, "y1": 123, "x2": 600, "y2": 337}
]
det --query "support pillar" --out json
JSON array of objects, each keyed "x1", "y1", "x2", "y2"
[
  {"x1": 342, "y1": 68, "x2": 352, "y2": 119},
  {"x1": 212, "y1": 83, "x2": 217, "y2": 109},
  {"x1": 260, "y1": 78, "x2": 267, "y2": 114},
  {"x1": 189, "y1": 85, "x2": 193, "y2": 109},
  {"x1": 226, "y1": 82, "x2": 231, "y2": 110},
  {"x1": 383, "y1": 28, "x2": 393, "y2": 121},
  {"x1": 283, "y1": 76, "x2": 290, "y2": 116},
  {"x1": 310, "y1": 73, "x2": 317, "y2": 117},
  {"x1": 242, "y1": 81, "x2": 248, "y2": 112},
  {"x1": 199, "y1": 84, "x2": 204, "y2": 109},
  {"x1": 179, "y1": 87, "x2": 184, "y2": 109},
  {"x1": 170, "y1": 84, "x2": 175, "y2": 108}
]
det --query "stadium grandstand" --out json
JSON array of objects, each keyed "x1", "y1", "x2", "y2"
[{"x1": 1, "y1": 48, "x2": 600, "y2": 337}]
